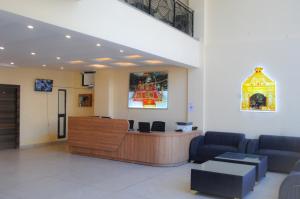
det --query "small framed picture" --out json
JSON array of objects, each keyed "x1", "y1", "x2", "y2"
[{"x1": 79, "y1": 94, "x2": 93, "y2": 107}]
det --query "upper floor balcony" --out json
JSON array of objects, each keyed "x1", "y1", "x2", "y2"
[
  {"x1": 122, "y1": 0, "x2": 194, "y2": 37},
  {"x1": 0, "y1": 0, "x2": 201, "y2": 68}
]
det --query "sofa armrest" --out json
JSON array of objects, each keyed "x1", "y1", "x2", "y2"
[
  {"x1": 246, "y1": 139, "x2": 259, "y2": 154},
  {"x1": 293, "y1": 160, "x2": 300, "y2": 172},
  {"x1": 238, "y1": 139, "x2": 248, "y2": 153},
  {"x1": 279, "y1": 172, "x2": 300, "y2": 199},
  {"x1": 189, "y1": 135, "x2": 205, "y2": 161}
]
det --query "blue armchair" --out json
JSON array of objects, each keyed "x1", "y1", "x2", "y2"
[
  {"x1": 279, "y1": 160, "x2": 300, "y2": 199},
  {"x1": 189, "y1": 131, "x2": 247, "y2": 163},
  {"x1": 247, "y1": 135, "x2": 300, "y2": 173}
]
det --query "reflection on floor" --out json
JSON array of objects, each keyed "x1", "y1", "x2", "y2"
[{"x1": 0, "y1": 144, "x2": 286, "y2": 199}]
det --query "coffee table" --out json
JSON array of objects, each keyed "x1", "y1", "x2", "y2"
[
  {"x1": 191, "y1": 160, "x2": 256, "y2": 199},
  {"x1": 214, "y1": 152, "x2": 268, "y2": 181}
]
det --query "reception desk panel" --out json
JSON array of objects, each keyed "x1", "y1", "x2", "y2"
[{"x1": 69, "y1": 117, "x2": 201, "y2": 166}]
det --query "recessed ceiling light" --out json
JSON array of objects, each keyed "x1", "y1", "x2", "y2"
[
  {"x1": 65, "y1": 35, "x2": 71, "y2": 39},
  {"x1": 69, "y1": 60, "x2": 85, "y2": 64},
  {"x1": 114, "y1": 62, "x2": 136, "y2": 67},
  {"x1": 31, "y1": 52, "x2": 36, "y2": 55},
  {"x1": 96, "y1": 43, "x2": 101, "y2": 47},
  {"x1": 10, "y1": 62, "x2": 14, "y2": 65},
  {"x1": 89, "y1": 64, "x2": 107, "y2": 68},
  {"x1": 56, "y1": 57, "x2": 61, "y2": 60},
  {"x1": 27, "y1": 25, "x2": 34, "y2": 29},
  {"x1": 120, "y1": 50, "x2": 124, "y2": 53},
  {"x1": 60, "y1": 66, "x2": 64, "y2": 70},
  {"x1": 144, "y1": 60, "x2": 163, "y2": 64},
  {"x1": 0, "y1": 47, "x2": 5, "y2": 50},
  {"x1": 125, "y1": 55, "x2": 143, "y2": 59},
  {"x1": 95, "y1": 57, "x2": 113, "y2": 62},
  {"x1": 42, "y1": 64, "x2": 47, "y2": 67}
]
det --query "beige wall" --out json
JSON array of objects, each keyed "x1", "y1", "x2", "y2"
[
  {"x1": 94, "y1": 66, "x2": 188, "y2": 131},
  {"x1": 0, "y1": 67, "x2": 93, "y2": 146},
  {"x1": 203, "y1": 0, "x2": 300, "y2": 138}
]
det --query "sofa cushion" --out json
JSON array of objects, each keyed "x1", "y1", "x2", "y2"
[
  {"x1": 259, "y1": 135, "x2": 300, "y2": 153},
  {"x1": 198, "y1": 144, "x2": 238, "y2": 158},
  {"x1": 204, "y1": 131, "x2": 245, "y2": 147},
  {"x1": 258, "y1": 149, "x2": 300, "y2": 173}
]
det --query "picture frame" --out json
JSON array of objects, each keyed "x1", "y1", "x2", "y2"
[{"x1": 79, "y1": 94, "x2": 93, "y2": 107}]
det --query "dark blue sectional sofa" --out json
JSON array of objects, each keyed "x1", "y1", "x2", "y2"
[
  {"x1": 189, "y1": 131, "x2": 247, "y2": 163},
  {"x1": 247, "y1": 135, "x2": 300, "y2": 173}
]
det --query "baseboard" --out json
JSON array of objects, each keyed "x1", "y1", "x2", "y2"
[{"x1": 19, "y1": 139, "x2": 67, "y2": 150}]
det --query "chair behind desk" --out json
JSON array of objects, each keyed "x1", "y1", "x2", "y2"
[
  {"x1": 138, "y1": 122, "x2": 151, "y2": 133},
  {"x1": 151, "y1": 121, "x2": 166, "y2": 132},
  {"x1": 128, "y1": 120, "x2": 134, "y2": 131}
]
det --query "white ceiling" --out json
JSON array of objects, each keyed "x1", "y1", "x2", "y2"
[{"x1": 0, "y1": 10, "x2": 184, "y2": 71}]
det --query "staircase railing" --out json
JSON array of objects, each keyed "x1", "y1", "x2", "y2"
[{"x1": 122, "y1": 0, "x2": 194, "y2": 37}]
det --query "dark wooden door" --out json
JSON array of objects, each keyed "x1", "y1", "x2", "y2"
[{"x1": 0, "y1": 85, "x2": 19, "y2": 150}]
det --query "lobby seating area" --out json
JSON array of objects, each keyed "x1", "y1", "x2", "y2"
[
  {"x1": 247, "y1": 135, "x2": 300, "y2": 173},
  {"x1": 189, "y1": 131, "x2": 247, "y2": 163},
  {"x1": 189, "y1": 131, "x2": 300, "y2": 198}
]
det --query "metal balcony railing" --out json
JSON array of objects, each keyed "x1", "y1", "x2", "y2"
[{"x1": 122, "y1": 0, "x2": 194, "y2": 37}]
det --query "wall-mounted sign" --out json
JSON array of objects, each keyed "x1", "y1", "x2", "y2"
[
  {"x1": 128, "y1": 71, "x2": 168, "y2": 109},
  {"x1": 241, "y1": 67, "x2": 276, "y2": 112}
]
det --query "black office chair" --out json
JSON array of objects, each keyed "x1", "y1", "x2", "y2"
[
  {"x1": 138, "y1": 122, "x2": 151, "y2": 133},
  {"x1": 151, "y1": 121, "x2": 166, "y2": 132},
  {"x1": 128, "y1": 120, "x2": 134, "y2": 131}
]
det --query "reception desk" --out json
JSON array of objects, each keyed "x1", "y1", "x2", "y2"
[{"x1": 68, "y1": 117, "x2": 201, "y2": 166}]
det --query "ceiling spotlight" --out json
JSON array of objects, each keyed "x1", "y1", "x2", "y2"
[
  {"x1": 69, "y1": 60, "x2": 85, "y2": 64},
  {"x1": 31, "y1": 52, "x2": 36, "y2": 55},
  {"x1": 120, "y1": 49, "x2": 124, "y2": 53},
  {"x1": 42, "y1": 64, "x2": 47, "y2": 67},
  {"x1": 0, "y1": 47, "x2": 5, "y2": 50},
  {"x1": 95, "y1": 57, "x2": 113, "y2": 62},
  {"x1": 10, "y1": 62, "x2": 14, "y2": 65},
  {"x1": 56, "y1": 57, "x2": 61, "y2": 60},
  {"x1": 144, "y1": 60, "x2": 163, "y2": 64},
  {"x1": 114, "y1": 62, "x2": 136, "y2": 67},
  {"x1": 89, "y1": 64, "x2": 107, "y2": 68},
  {"x1": 96, "y1": 43, "x2": 101, "y2": 47},
  {"x1": 60, "y1": 66, "x2": 64, "y2": 70},
  {"x1": 27, "y1": 25, "x2": 34, "y2": 29},
  {"x1": 125, "y1": 55, "x2": 143, "y2": 59},
  {"x1": 65, "y1": 35, "x2": 71, "y2": 39}
]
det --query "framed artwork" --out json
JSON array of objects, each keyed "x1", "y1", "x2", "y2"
[
  {"x1": 128, "y1": 71, "x2": 168, "y2": 109},
  {"x1": 241, "y1": 67, "x2": 276, "y2": 112},
  {"x1": 79, "y1": 94, "x2": 93, "y2": 107}
]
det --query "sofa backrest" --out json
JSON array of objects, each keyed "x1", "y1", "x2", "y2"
[
  {"x1": 259, "y1": 135, "x2": 300, "y2": 153},
  {"x1": 204, "y1": 131, "x2": 245, "y2": 147}
]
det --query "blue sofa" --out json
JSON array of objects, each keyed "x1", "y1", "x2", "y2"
[
  {"x1": 247, "y1": 135, "x2": 300, "y2": 173},
  {"x1": 189, "y1": 131, "x2": 247, "y2": 163},
  {"x1": 279, "y1": 160, "x2": 300, "y2": 199}
]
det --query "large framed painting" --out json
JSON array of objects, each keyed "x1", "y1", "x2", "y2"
[
  {"x1": 128, "y1": 71, "x2": 168, "y2": 109},
  {"x1": 241, "y1": 67, "x2": 276, "y2": 112}
]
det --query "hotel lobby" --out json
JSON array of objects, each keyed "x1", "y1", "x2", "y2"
[{"x1": 0, "y1": 0, "x2": 300, "y2": 199}]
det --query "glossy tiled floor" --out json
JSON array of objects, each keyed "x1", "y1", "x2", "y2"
[{"x1": 0, "y1": 144, "x2": 286, "y2": 199}]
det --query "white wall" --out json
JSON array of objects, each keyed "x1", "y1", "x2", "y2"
[
  {"x1": 0, "y1": 0, "x2": 200, "y2": 68},
  {"x1": 0, "y1": 67, "x2": 93, "y2": 146},
  {"x1": 94, "y1": 66, "x2": 188, "y2": 131},
  {"x1": 204, "y1": 0, "x2": 300, "y2": 138}
]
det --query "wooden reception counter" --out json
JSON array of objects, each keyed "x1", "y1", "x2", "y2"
[{"x1": 68, "y1": 117, "x2": 201, "y2": 166}]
